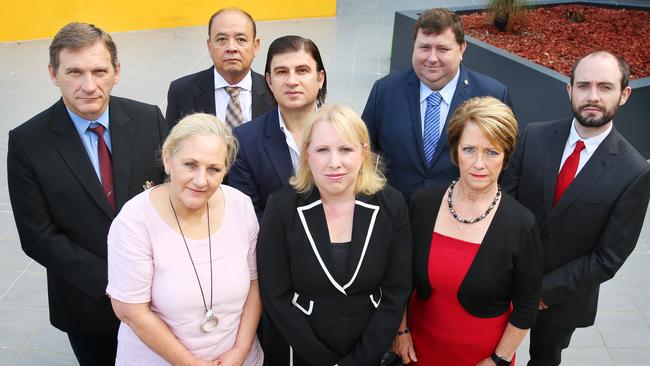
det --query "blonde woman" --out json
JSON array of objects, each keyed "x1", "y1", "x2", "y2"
[
  {"x1": 257, "y1": 105, "x2": 412, "y2": 365},
  {"x1": 107, "y1": 113, "x2": 263, "y2": 366}
]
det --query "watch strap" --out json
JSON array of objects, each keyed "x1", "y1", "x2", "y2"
[{"x1": 491, "y1": 352, "x2": 511, "y2": 366}]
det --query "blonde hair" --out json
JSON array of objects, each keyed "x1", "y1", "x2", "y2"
[
  {"x1": 290, "y1": 105, "x2": 386, "y2": 195},
  {"x1": 162, "y1": 113, "x2": 238, "y2": 169},
  {"x1": 447, "y1": 96, "x2": 518, "y2": 167}
]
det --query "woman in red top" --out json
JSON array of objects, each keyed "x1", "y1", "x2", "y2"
[{"x1": 393, "y1": 97, "x2": 543, "y2": 365}]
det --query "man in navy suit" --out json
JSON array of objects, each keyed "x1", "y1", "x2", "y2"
[
  {"x1": 362, "y1": 8, "x2": 510, "y2": 200},
  {"x1": 503, "y1": 51, "x2": 650, "y2": 366},
  {"x1": 165, "y1": 8, "x2": 275, "y2": 129}
]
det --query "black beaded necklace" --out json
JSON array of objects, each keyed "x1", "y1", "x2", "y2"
[
  {"x1": 169, "y1": 197, "x2": 218, "y2": 333},
  {"x1": 447, "y1": 179, "x2": 501, "y2": 224}
]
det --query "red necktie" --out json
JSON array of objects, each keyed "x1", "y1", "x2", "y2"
[
  {"x1": 88, "y1": 124, "x2": 115, "y2": 212},
  {"x1": 554, "y1": 140, "x2": 585, "y2": 206}
]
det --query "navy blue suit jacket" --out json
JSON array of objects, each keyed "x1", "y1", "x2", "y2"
[
  {"x1": 229, "y1": 107, "x2": 292, "y2": 219},
  {"x1": 361, "y1": 66, "x2": 510, "y2": 200}
]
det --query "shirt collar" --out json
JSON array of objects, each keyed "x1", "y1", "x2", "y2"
[
  {"x1": 568, "y1": 118, "x2": 612, "y2": 155},
  {"x1": 419, "y1": 68, "x2": 460, "y2": 105},
  {"x1": 67, "y1": 107, "x2": 110, "y2": 135},
  {"x1": 214, "y1": 68, "x2": 253, "y2": 91}
]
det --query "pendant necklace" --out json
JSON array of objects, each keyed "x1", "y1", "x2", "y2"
[
  {"x1": 447, "y1": 179, "x2": 501, "y2": 224},
  {"x1": 169, "y1": 197, "x2": 217, "y2": 333}
]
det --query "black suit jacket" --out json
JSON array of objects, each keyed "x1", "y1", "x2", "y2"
[
  {"x1": 165, "y1": 66, "x2": 275, "y2": 129},
  {"x1": 361, "y1": 66, "x2": 511, "y2": 200},
  {"x1": 257, "y1": 185, "x2": 412, "y2": 366},
  {"x1": 229, "y1": 107, "x2": 292, "y2": 219},
  {"x1": 410, "y1": 185, "x2": 542, "y2": 329},
  {"x1": 7, "y1": 97, "x2": 167, "y2": 333},
  {"x1": 502, "y1": 119, "x2": 650, "y2": 327}
]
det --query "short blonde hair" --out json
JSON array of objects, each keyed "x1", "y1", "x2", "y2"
[
  {"x1": 162, "y1": 113, "x2": 238, "y2": 169},
  {"x1": 290, "y1": 105, "x2": 386, "y2": 195},
  {"x1": 447, "y1": 97, "x2": 518, "y2": 167}
]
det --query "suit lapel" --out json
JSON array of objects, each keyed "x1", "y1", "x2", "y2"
[
  {"x1": 546, "y1": 127, "x2": 618, "y2": 222},
  {"x1": 406, "y1": 70, "x2": 427, "y2": 167},
  {"x1": 346, "y1": 197, "x2": 380, "y2": 289},
  {"x1": 197, "y1": 67, "x2": 216, "y2": 115},
  {"x1": 108, "y1": 98, "x2": 133, "y2": 212},
  {"x1": 296, "y1": 191, "x2": 380, "y2": 295},
  {"x1": 543, "y1": 121, "x2": 570, "y2": 215},
  {"x1": 50, "y1": 100, "x2": 114, "y2": 218},
  {"x1": 263, "y1": 109, "x2": 294, "y2": 182},
  {"x1": 251, "y1": 71, "x2": 273, "y2": 118}
]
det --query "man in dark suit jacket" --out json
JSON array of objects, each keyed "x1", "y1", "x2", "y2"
[
  {"x1": 503, "y1": 51, "x2": 650, "y2": 366},
  {"x1": 165, "y1": 8, "x2": 274, "y2": 130},
  {"x1": 7, "y1": 23, "x2": 166, "y2": 366},
  {"x1": 362, "y1": 8, "x2": 510, "y2": 200}
]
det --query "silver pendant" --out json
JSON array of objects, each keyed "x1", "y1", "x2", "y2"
[{"x1": 201, "y1": 309, "x2": 218, "y2": 333}]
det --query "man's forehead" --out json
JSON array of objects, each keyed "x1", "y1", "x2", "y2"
[
  {"x1": 415, "y1": 28, "x2": 456, "y2": 43},
  {"x1": 574, "y1": 54, "x2": 621, "y2": 82},
  {"x1": 211, "y1": 11, "x2": 254, "y2": 33}
]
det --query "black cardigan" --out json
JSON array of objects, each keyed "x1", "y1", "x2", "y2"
[{"x1": 410, "y1": 185, "x2": 543, "y2": 329}]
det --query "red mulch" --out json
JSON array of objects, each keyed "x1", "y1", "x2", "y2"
[{"x1": 460, "y1": 5, "x2": 650, "y2": 79}]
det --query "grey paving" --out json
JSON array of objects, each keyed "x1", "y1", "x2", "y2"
[{"x1": 0, "y1": 0, "x2": 648, "y2": 365}]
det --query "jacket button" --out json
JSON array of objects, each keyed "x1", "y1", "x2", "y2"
[{"x1": 340, "y1": 316, "x2": 348, "y2": 324}]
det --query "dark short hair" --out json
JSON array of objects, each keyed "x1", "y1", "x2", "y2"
[
  {"x1": 447, "y1": 96, "x2": 518, "y2": 168},
  {"x1": 208, "y1": 8, "x2": 257, "y2": 38},
  {"x1": 49, "y1": 22, "x2": 118, "y2": 73},
  {"x1": 264, "y1": 35, "x2": 327, "y2": 106},
  {"x1": 413, "y1": 8, "x2": 465, "y2": 45},
  {"x1": 570, "y1": 50, "x2": 630, "y2": 90}
]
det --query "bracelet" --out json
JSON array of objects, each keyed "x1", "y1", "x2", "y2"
[{"x1": 397, "y1": 328, "x2": 410, "y2": 335}]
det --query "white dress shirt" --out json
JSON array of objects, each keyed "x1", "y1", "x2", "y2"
[
  {"x1": 278, "y1": 109, "x2": 301, "y2": 174},
  {"x1": 419, "y1": 68, "x2": 460, "y2": 139},
  {"x1": 558, "y1": 119, "x2": 613, "y2": 176},
  {"x1": 213, "y1": 69, "x2": 253, "y2": 123}
]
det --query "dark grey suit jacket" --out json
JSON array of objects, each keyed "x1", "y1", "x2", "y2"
[
  {"x1": 502, "y1": 119, "x2": 650, "y2": 327},
  {"x1": 7, "y1": 97, "x2": 167, "y2": 333},
  {"x1": 165, "y1": 66, "x2": 275, "y2": 129}
]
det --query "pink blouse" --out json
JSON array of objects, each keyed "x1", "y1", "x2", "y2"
[{"x1": 107, "y1": 185, "x2": 263, "y2": 365}]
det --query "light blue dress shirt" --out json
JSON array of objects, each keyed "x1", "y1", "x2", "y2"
[{"x1": 67, "y1": 108, "x2": 112, "y2": 183}]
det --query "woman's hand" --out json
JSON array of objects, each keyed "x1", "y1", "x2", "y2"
[
  {"x1": 392, "y1": 332, "x2": 417, "y2": 364},
  {"x1": 214, "y1": 345, "x2": 249, "y2": 366},
  {"x1": 475, "y1": 357, "x2": 496, "y2": 366}
]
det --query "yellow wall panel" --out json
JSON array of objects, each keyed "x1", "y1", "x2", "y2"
[{"x1": 1, "y1": 0, "x2": 336, "y2": 42}]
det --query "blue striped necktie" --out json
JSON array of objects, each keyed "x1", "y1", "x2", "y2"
[{"x1": 423, "y1": 92, "x2": 442, "y2": 167}]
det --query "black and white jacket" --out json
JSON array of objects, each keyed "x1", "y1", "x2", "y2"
[{"x1": 257, "y1": 185, "x2": 412, "y2": 366}]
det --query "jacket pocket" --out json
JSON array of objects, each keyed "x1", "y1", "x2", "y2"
[
  {"x1": 369, "y1": 287, "x2": 383, "y2": 308},
  {"x1": 292, "y1": 292, "x2": 314, "y2": 315}
]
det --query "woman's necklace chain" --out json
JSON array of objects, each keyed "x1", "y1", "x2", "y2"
[
  {"x1": 169, "y1": 197, "x2": 217, "y2": 333},
  {"x1": 447, "y1": 179, "x2": 501, "y2": 224}
]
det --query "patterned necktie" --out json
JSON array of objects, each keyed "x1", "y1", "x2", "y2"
[
  {"x1": 553, "y1": 140, "x2": 585, "y2": 206},
  {"x1": 423, "y1": 92, "x2": 442, "y2": 167},
  {"x1": 225, "y1": 86, "x2": 244, "y2": 128},
  {"x1": 88, "y1": 124, "x2": 115, "y2": 212}
]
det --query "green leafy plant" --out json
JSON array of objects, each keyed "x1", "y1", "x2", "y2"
[{"x1": 488, "y1": 0, "x2": 528, "y2": 32}]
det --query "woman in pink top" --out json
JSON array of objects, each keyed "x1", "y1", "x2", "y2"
[{"x1": 107, "y1": 113, "x2": 263, "y2": 366}]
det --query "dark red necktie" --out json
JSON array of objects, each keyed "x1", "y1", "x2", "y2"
[
  {"x1": 88, "y1": 124, "x2": 115, "y2": 212},
  {"x1": 553, "y1": 140, "x2": 585, "y2": 206}
]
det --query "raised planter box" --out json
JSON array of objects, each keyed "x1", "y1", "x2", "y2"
[{"x1": 390, "y1": 0, "x2": 650, "y2": 158}]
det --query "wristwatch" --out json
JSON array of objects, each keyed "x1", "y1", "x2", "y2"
[{"x1": 491, "y1": 352, "x2": 511, "y2": 366}]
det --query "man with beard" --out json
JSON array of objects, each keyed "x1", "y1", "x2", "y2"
[{"x1": 503, "y1": 51, "x2": 650, "y2": 366}]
